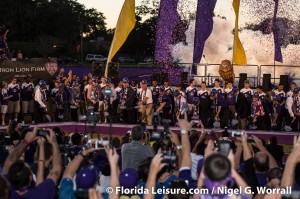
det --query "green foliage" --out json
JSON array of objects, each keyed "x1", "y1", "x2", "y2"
[{"x1": 0, "y1": 0, "x2": 107, "y2": 57}]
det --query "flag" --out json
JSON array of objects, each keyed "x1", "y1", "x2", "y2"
[
  {"x1": 155, "y1": 0, "x2": 180, "y2": 63},
  {"x1": 232, "y1": 0, "x2": 247, "y2": 65},
  {"x1": 192, "y1": 0, "x2": 217, "y2": 74},
  {"x1": 105, "y1": 0, "x2": 136, "y2": 77},
  {"x1": 273, "y1": 0, "x2": 283, "y2": 62}
]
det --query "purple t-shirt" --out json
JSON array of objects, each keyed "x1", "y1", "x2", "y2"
[
  {"x1": 1, "y1": 88, "x2": 9, "y2": 105},
  {"x1": 8, "y1": 83, "x2": 20, "y2": 101},
  {"x1": 10, "y1": 179, "x2": 56, "y2": 199}
]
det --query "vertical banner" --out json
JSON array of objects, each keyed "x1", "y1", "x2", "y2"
[
  {"x1": 273, "y1": 0, "x2": 283, "y2": 63},
  {"x1": 232, "y1": 0, "x2": 247, "y2": 65},
  {"x1": 105, "y1": 0, "x2": 136, "y2": 77},
  {"x1": 155, "y1": 0, "x2": 180, "y2": 63},
  {"x1": 192, "y1": 0, "x2": 217, "y2": 74}
]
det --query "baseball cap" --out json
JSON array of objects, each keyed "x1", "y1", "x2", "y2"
[
  {"x1": 92, "y1": 76, "x2": 98, "y2": 83},
  {"x1": 39, "y1": 80, "x2": 47, "y2": 87},
  {"x1": 253, "y1": 92, "x2": 259, "y2": 98},
  {"x1": 140, "y1": 80, "x2": 148, "y2": 85},
  {"x1": 76, "y1": 166, "x2": 99, "y2": 190},
  {"x1": 174, "y1": 90, "x2": 180, "y2": 97},
  {"x1": 119, "y1": 168, "x2": 138, "y2": 189},
  {"x1": 159, "y1": 86, "x2": 165, "y2": 92},
  {"x1": 106, "y1": 77, "x2": 111, "y2": 84},
  {"x1": 58, "y1": 83, "x2": 64, "y2": 88},
  {"x1": 72, "y1": 81, "x2": 79, "y2": 87},
  {"x1": 293, "y1": 88, "x2": 299, "y2": 94},
  {"x1": 122, "y1": 77, "x2": 129, "y2": 83}
]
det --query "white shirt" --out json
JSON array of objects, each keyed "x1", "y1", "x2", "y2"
[
  {"x1": 34, "y1": 86, "x2": 46, "y2": 108},
  {"x1": 285, "y1": 96, "x2": 295, "y2": 117},
  {"x1": 140, "y1": 88, "x2": 153, "y2": 104},
  {"x1": 287, "y1": 90, "x2": 293, "y2": 98},
  {"x1": 21, "y1": 82, "x2": 34, "y2": 90},
  {"x1": 240, "y1": 88, "x2": 254, "y2": 95}
]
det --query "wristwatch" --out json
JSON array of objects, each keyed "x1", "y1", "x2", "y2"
[
  {"x1": 180, "y1": 130, "x2": 188, "y2": 135},
  {"x1": 176, "y1": 145, "x2": 182, "y2": 150}
]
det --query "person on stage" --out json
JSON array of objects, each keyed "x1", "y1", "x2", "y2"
[
  {"x1": 186, "y1": 79, "x2": 198, "y2": 119},
  {"x1": 139, "y1": 80, "x2": 153, "y2": 126},
  {"x1": 69, "y1": 81, "x2": 82, "y2": 122},
  {"x1": 285, "y1": 88, "x2": 300, "y2": 131},
  {"x1": 8, "y1": 77, "x2": 21, "y2": 122},
  {"x1": 21, "y1": 76, "x2": 35, "y2": 123},
  {"x1": 251, "y1": 93, "x2": 265, "y2": 130},
  {"x1": 174, "y1": 90, "x2": 188, "y2": 121},
  {"x1": 198, "y1": 81, "x2": 211, "y2": 127},
  {"x1": 121, "y1": 77, "x2": 135, "y2": 124},
  {"x1": 54, "y1": 83, "x2": 68, "y2": 122},
  {"x1": 156, "y1": 86, "x2": 172, "y2": 122},
  {"x1": 87, "y1": 76, "x2": 101, "y2": 113},
  {"x1": 34, "y1": 80, "x2": 48, "y2": 124}
]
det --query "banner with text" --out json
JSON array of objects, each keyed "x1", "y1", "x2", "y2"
[{"x1": 0, "y1": 58, "x2": 58, "y2": 81}]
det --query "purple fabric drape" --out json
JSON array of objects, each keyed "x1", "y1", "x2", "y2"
[
  {"x1": 192, "y1": 0, "x2": 217, "y2": 74},
  {"x1": 273, "y1": 0, "x2": 283, "y2": 63},
  {"x1": 155, "y1": 0, "x2": 180, "y2": 63}
]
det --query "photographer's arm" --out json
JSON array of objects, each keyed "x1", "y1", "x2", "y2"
[
  {"x1": 169, "y1": 130, "x2": 182, "y2": 170},
  {"x1": 63, "y1": 148, "x2": 98, "y2": 179},
  {"x1": 104, "y1": 146, "x2": 120, "y2": 199},
  {"x1": 252, "y1": 136, "x2": 278, "y2": 168},
  {"x1": 281, "y1": 136, "x2": 300, "y2": 188},
  {"x1": 178, "y1": 118, "x2": 191, "y2": 168},
  {"x1": 145, "y1": 154, "x2": 166, "y2": 199},
  {"x1": 3, "y1": 128, "x2": 38, "y2": 174},
  {"x1": 36, "y1": 137, "x2": 45, "y2": 186},
  {"x1": 46, "y1": 129, "x2": 62, "y2": 184},
  {"x1": 192, "y1": 128, "x2": 205, "y2": 154}
]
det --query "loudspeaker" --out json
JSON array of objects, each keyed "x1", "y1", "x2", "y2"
[
  {"x1": 151, "y1": 73, "x2": 160, "y2": 82},
  {"x1": 92, "y1": 62, "x2": 104, "y2": 77},
  {"x1": 262, "y1": 74, "x2": 271, "y2": 92},
  {"x1": 108, "y1": 62, "x2": 120, "y2": 85},
  {"x1": 181, "y1": 72, "x2": 189, "y2": 86},
  {"x1": 238, "y1": 73, "x2": 247, "y2": 90},
  {"x1": 279, "y1": 75, "x2": 289, "y2": 93},
  {"x1": 161, "y1": 73, "x2": 168, "y2": 84}
]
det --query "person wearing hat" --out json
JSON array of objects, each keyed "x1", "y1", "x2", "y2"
[
  {"x1": 285, "y1": 87, "x2": 300, "y2": 131},
  {"x1": 185, "y1": 79, "x2": 198, "y2": 119},
  {"x1": 251, "y1": 92, "x2": 266, "y2": 130},
  {"x1": 272, "y1": 95, "x2": 282, "y2": 130},
  {"x1": 34, "y1": 80, "x2": 48, "y2": 124},
  {"x1": 53, "y1": 83, "x2": 67, "y2": 121},
  {"x1": 21, "y1": 76, "x2": 35, "y2": 124},
  {"x1": 59, "y1": 147, "x2": 99, "y2": 199},
  {"x1": 139, "y1": 80, "x2": 153, "y2": 126},
  {"x1": 121, "y1": 77, "x2": 135, "y2": 124},
  {"x1": 174, "y1": 90, "x2": 188, "y2": 120},
  {"x1": 87, "y1": 76, "x2": 102, "y2": 113},
  {"x1": 156, "y1": 86, "x2": 172, "y2": 121},
  {"x1": 69, "y1": 81, "x2": 82, "y2": 121}
]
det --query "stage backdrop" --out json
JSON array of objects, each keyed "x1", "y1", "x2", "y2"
[{"x1": 0, "y1": 58, "x2": 58, "y2": 81}]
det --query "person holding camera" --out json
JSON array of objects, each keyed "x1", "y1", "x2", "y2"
[
  {"x1": 2, "y1": 128, "x2": 62, "y2": 199},
  {"x1": 139, "y1": 80, "x2": 153, "y2": 126}
]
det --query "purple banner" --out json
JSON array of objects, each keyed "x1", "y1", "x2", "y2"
[
  {"x1": 273, "y1": 0, "x2": 283, "y2": 63},
  {"x1": 192, "y1": 0, "x2": 217, "y2": 74},
  {"x1": 155, "y1": 0, "x2": 180, "y2": 63}
]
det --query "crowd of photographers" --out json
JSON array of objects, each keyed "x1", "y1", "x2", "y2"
[
  {"x1": 2, "y1": 68, "x2": 300, "y2": 132},
  {"x1": 0, "y1": 116, "x2": 299, "y2": 199}
]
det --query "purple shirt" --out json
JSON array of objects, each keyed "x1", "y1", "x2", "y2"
[
  {"x1": 186, "y1": 86, "x2": 198, "y2": 104},
  {"x1": 21, "y1": 82, "x2": 34, "y2": 101},
  {"x1": 8, "y1": 83, "x2": 20, "y2": 101},
  {"x1": 10, "y1": 179, "x2": 56, "y2": 199}
]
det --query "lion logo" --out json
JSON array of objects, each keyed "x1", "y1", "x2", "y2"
[{"x1": 45, "y1": 62, "x2": 58, "y2": 76}]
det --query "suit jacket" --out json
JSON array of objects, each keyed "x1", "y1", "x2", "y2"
[{"x1": 124, "y1": 86, "x2": 135, "y2": 108}]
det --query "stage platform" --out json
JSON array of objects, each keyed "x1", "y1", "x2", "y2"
[{"x1": 0, "y1": 122, "x2": 298, "y2": 145}]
